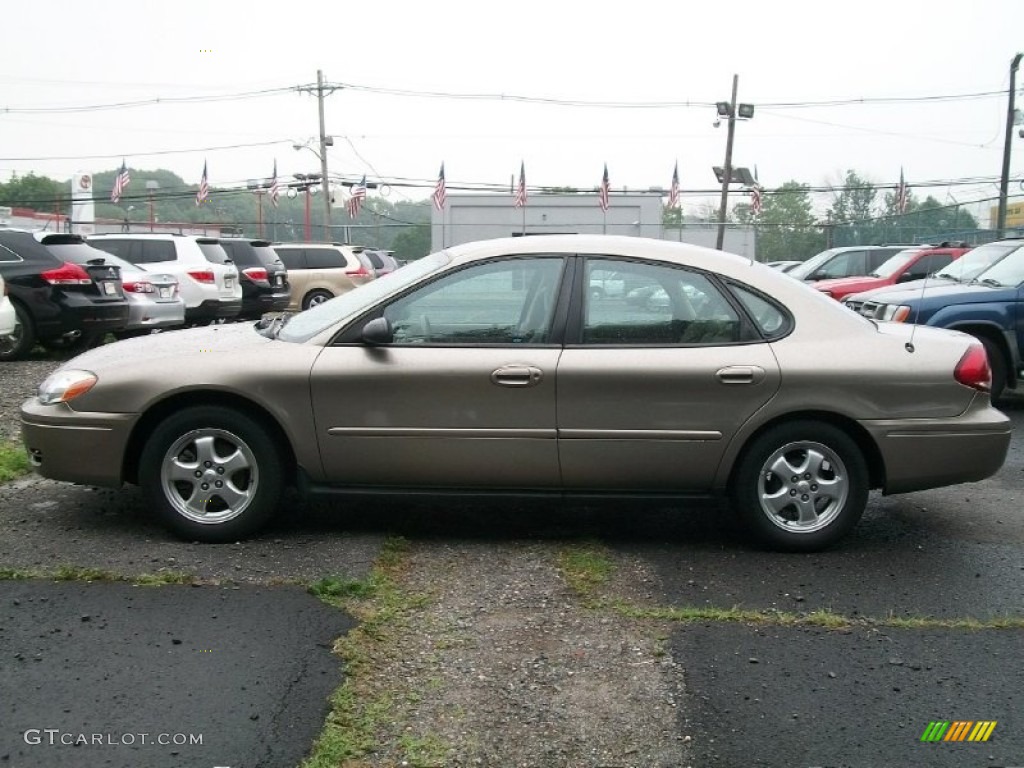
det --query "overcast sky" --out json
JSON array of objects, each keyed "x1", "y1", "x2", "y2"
[{"x1": 2, "y1": 0, "x2": 1023, "y2": 219}]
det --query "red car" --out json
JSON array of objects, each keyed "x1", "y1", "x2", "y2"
[{"x1": 814, "y1": 245, "x2": 971, "y2": 301}]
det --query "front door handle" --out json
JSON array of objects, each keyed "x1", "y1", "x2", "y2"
[
  {"x1": 491, "y1": 365, "x2": 544, "y2": 387},
  {"x1": 715, "y1": 365, "x2": 766, "y2": 385}
]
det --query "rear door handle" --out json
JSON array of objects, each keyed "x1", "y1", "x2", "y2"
[
  {"x1": 491, "y1": 365, "x2": 544, "y2": 387},
  {"x1": 715, "y1": 365, "x2": 766, "y2": 385}
]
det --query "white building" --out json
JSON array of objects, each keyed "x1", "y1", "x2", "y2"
[{"x1": 431, "y1": 192, "x2": 756, "y2": 259}]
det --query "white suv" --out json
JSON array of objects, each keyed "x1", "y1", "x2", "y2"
[{"x1": 87, "y1": 234, "x2": 242, "y2": 324}]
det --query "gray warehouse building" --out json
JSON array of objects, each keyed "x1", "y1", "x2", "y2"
[{"x1": 431, "y1": 191, "x2": 756, "y2": 258}]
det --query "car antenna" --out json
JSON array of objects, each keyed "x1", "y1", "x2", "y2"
[{"x1": 905, "y1": 246, "x2": 933, "y2": 354}]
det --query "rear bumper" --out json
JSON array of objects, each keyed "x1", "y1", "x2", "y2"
[
  {"x1": 862, "y1": 397, "x2": 1011, "y2": 494},
  {"x1": 20, "y1": 399, "x2": 136, "y2": 487},
  {"x1": 184, "y1": 298, "x2": 242, "y2": 323},
  {"x1": 125, "y1": 297, "x2": 185, "y2": 330},
  {"x1": 239, "y1": 290, "x2": 291, "y2": 319}
]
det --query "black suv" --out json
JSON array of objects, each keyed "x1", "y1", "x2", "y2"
[
  {"x1": 0, "y1": 229, "x2": 130, "y2": 361},
  {"x1": 217, "y1": 238, "x2": 290, "y2": 320}
]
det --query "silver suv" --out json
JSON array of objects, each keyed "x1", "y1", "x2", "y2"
[{"x1": 88, "y1": 234, "x2": 242, "y2": 324}]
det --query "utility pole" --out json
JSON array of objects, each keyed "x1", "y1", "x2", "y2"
[
  {"x1": 715, "y1": 74, "x2": 739, "y2": 251},
  {"x1": 316, "y1": 69, "x2": 332, "y2": 242},
  {"x1": 997, "y1": 53, "x2": 1023, "y2": 239}
]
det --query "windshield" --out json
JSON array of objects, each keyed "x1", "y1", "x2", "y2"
[
  {"x1": 967, "y1": 243, "x2": 1024, "y2": 287},
  {"x1": 871, "y1": 249, "x2": 920, "y2": 279},
  {"x1": 935, "y1": 242, "x2": 1021, "y2": 282},
  {"x1": 786, "y1": 249, "x2": 839, "y2": 280},
  {"x1": 277, "y1": 252, "x2": 451, "y2": 343}
]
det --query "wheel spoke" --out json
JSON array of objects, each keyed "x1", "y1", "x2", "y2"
[
  {"x1": 216, "y1": 482, "x2": 250, "y2": 511},
  {"x1": 767, "y1": 454, "x2": 800, "y2": 478},
  {"x1": 218, "y1": 447, "x2": 251, "y2": 476},
  {"x1": 192, "y1": 435, "x2": 218, "y2": 466},
  {"x1": 762, "y1": 488, "x2": 795, "y2": 516},
  {"x1": 166, "y1": 456, "x2": 199, "y2": 484},
  {"x1": 795, "y1": 498, "x2": 820, "y2": 525}
]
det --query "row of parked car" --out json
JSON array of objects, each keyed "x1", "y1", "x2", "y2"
[
  {"x1": 779, "y1": 237, "x2": 1024, "y2": 400},
  {"x1": 0, "y1": 230, "x2": 399, "y2": 361}
]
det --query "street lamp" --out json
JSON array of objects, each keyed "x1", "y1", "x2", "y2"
[
  {"x1": 713, "y1": 75, "x2": 755, "y2": 250},
  {"x1": 289, "y1": 173, "x2": 321, "y2": 241},
  {"x1": 294, "y1": 134, "x2": 334, "y2": 241},
  {"x1": 997, "y1": 53, "x2": 1023, "y2": 238}
]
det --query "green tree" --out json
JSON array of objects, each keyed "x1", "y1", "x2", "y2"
[
  {"x1": 0, "y1": 172, "x2": 65, "y2": 212},
  {"x1": 391, "y1": 224, "x2": 431, "y2": 260},
  {"x1": 828, "y1": 170, "x2": 877, "y2": 224},
  {"x1": 745, "y1": 181, "x2": 826, "y2": 261}
]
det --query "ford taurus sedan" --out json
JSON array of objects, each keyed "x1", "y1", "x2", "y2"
[{"x1": 20, "y1": 235, "x2": 1011, "y2": 551}]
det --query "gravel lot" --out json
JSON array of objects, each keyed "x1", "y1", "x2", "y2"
[{"x1": 0, "y1": 352, "x2": 64, "y2": 443}]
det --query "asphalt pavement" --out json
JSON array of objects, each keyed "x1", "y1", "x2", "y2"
[{"x1": 1, "y1": 580, "x2": 353, "y2": 768}]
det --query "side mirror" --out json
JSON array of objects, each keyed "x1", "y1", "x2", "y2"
[
  {"x1": 896, "y1": 273, "x2": 916, "y2": 283},
  {"x1": 361, "y1": 316, "x2": 394, "y2": 346}
]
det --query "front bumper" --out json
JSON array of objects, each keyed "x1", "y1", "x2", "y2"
[
  {"x1": 862, "y1": 396, "x2": 1012, "y2": 494},
  {"x1": 20, "y1": 399, "x2": 137, "y2": 488}
]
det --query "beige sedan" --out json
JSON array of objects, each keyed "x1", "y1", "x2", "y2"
[{"x1": 20, "y1": 235, "x2": 1011, "y2": 551}]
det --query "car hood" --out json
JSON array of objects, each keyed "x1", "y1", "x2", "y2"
[
  {"x1": 856, "y1": 282, "x2": 1017, "y2": 307},
  {"x1": 58, "y1": 323, "x2": 272, "y2": 374},
  {"x1": 814, "y1": 275, "x2": 886, "y2": 294}
]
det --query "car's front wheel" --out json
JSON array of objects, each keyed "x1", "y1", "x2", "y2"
[
  {"x1": 139, "y1": 405, "x2": 284, "y2": 542},
  {"x1": 731, "y1": 421, "x2": 868, "y2": 552}
]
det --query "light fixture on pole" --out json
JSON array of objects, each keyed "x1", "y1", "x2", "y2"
[{"x1": 713, "y1": 75, "x2": 755, "y2": 250}]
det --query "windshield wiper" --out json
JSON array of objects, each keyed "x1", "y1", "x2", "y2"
[
  {"x1": 256, "y1": 313, "x2": 292, "y2": 338},
  {"x1": 979, "y1": 278, "x2": 1003, "y2": 288}
]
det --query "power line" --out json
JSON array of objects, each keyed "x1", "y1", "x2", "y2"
[
  {"x1": 0, "y1": 86, "x2": 299, "y2": 114},
  {"x1": 0, "y1": 139, "x2": 295, "y2": 162}
]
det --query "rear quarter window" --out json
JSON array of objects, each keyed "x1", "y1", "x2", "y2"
[{"x1": 305, "y1": 249, "x2": 345, "y2": 269}]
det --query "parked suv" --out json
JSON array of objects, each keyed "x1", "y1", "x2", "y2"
[
  {"x1": 787, "y1": 245, "x2": 921, "y2": 282},
  {"x1": 218, "y1": 238, "x2": 291, "y2": 320},
  {"x1": 87, "y1": 233, "x2": 241, "y2": 324},
  {"x1": 273, "y1": 242, "x2": 374, "y2": 310},
  {"x1": 0, "y1": 228, "x2": 130, "y2": 361},
  {"x1": 360, "y1": 248, "x2": 400, "y2": 277},
  {"x1": 814, "y1": 244, "x2": 971, "y2": 301},
  {"x1": 35, "y1": 233, "x2": 185, "y2": 337}
]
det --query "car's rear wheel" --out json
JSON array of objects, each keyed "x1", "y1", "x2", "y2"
[
  {"x1": 731, "y1": 421, "x2": 868, "y2": 552},
  {"x1": 302, "y1": 289, "x2": 333, "y2": 310},
  {"x1": 139, "y1": 405, "x2": 284, "y2": 542},
  {"x1": 0, "y1": 302, "x2": 35, "y2": 362}
]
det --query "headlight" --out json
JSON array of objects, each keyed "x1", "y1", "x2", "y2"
[
  {"x1": 879, "y1": 304, "x2": 912, "y2": 322},
  {"x1": 37, "y1": 370, "x2": 97, "y2": 405}
]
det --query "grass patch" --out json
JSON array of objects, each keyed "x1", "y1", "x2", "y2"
[
  {"x1": 557, "y1": 542, "x2": 614, "y2": 602},
  {"x1": 0, "y1": 566, "x2": 196, "y2": 586},
  {"x1": 303, "y1": 536, "x2": 445, "y2": 768},
  {"x1": 0, "y1": 441, "x2": 31, "y2": 483}
]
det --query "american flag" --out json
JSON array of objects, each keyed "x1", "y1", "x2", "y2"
[
  {"x1": 348, "y1": 175, "x2": 367, "y2": 219},
  {"x1": 750, "y1": 185, "x2": 763, "y2": 216},
  {"x1": 268, "y1": 160, "x2": 280, "y2": 207},
  {"x1": 432, "y1": 163, "x2": 447, "y2": 211},
  {"x1": 195, "y1": 161, "x2": 209, "y2": 207},
  {"x1": 667, "y1": 162, "x2": 680, "y2": 209},
  {"x1": 110, "y1": 160, "x2": 130, "y2": 203},
  {"x1": 513, "y1": 162, "x2": 527, "y2": 208},
  {"x1": 895, "y1": 168, "x2": 909, "y2": 214},
  {"x1": 598, "y1": 164, "x2": 610, "y2": 212}
]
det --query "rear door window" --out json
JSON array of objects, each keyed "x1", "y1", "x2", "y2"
[
  {"x1": 138, "y1": 240, "x2": 176, "y2": 264},
  {"x1": 275, "y1": 248, "x2": 307, "y2": 270}
]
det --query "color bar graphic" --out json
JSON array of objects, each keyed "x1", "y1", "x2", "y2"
[{"x1": 920, "y1": 720, "x2": 997, "y2": 742}]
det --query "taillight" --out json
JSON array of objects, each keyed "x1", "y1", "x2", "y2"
[
  {"x1": 346, "y1": 265, "x2": 370, "y2": 277},
  {"x1": 186, "y1": 269, "x2": 215, "y2": 284},
  {"x1": 41, "y1": 262, "x2": 91, "y2": 285},
  {"x1": 243, "y1": 267, "x2": 269, "y2": 282},
  {"x1": 122, "y1": 281, "x2": 155, "y2": 293},
  {"x1": 954, "y1": 343, "x2": 991, "y2": 392}
]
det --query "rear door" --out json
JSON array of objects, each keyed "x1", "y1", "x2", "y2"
[{"x1": 557, "y1": 256, "x2": 781, "y2": 490}]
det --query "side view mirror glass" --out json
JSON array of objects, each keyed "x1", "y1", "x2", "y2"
[{"x1": 361, "y1": 317, "x2": 394, "y2": 346}]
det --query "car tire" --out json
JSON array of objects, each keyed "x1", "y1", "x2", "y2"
[
  {"x1": 302, "y1": 289, "x2": 333, "y2": 310},
  {"x1": 0, "y1": 302, "x2": 35, "y2": 362},
  {"x1": 731, "y1": 420, "x2": 868, "y2": 552},
  {"x1": 139, "y1": 405, "x2": 284, "y2": 543},
  {"x1": 977, "y1": 336, "x2": 1006, "y2": 404}
]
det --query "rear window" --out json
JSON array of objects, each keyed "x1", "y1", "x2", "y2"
[
  {"x1": 275, "y1": 248, "x2": 306, "y2": 270},
  {"x1": 363, "y1": 250, "x2": 385, "y2": 269},
  {"x1": 219, "y1": 240, "x2": 259, "y2": 267},
  {"x1": 252, "y1": 245, "x2": 284, "y2": 268},
  {"x1": 45, "y1": 242, "x2": 136, "y2": 270},
  {"x1": 198, "y1": 242, "x2": 231, "y2": 264}
]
